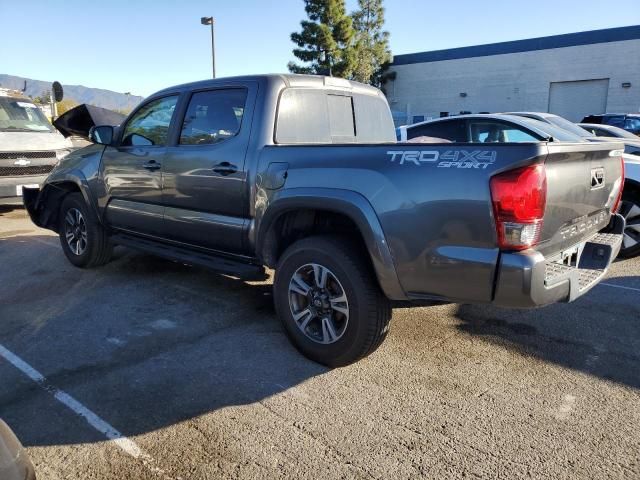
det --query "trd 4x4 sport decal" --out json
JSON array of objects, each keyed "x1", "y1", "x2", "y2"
[{"x1": 387, "y1": 150, "x2": 497, "y2": 169}]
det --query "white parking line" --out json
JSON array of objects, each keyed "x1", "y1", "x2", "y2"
[
  {"x1": 0, "y1": 344, "x2": 167, "y2": 477},
  {"x1": 599, "y1": 282, "x2": 640, "y2": 293}
]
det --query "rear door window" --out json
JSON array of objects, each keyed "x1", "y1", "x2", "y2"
[{"x1": 179, "y1": 88, "x2": 247, "y2": 145}]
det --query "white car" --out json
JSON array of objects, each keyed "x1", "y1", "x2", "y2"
[
  {"x1": 0, "y1": 88, "x2": 73, "y2": 205},
  {"x1": 398, "y1": 113, "x2": 640, "y2": 258}
]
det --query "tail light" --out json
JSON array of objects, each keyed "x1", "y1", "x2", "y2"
[
  {"x1": 490, "y1": 164, "x2": 547, "y2": 251},
  {"x1": 611, "y1": 156, "x2": 625, "y2": 213}
]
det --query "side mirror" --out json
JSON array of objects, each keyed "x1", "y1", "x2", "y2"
[{"x1": 89, "y1": 125, "x2": 114, "y2": 145}]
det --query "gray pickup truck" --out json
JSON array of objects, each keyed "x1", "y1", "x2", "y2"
[{"x1": 24, "y1": 74, "x2": 626, "y2": 366}]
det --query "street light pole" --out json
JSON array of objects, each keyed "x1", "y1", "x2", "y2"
[{"x1": 201, "y1": 17, "x2": 216, "y2": 78}]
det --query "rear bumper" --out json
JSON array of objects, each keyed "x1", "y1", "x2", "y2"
[{"x1": 493, "y1": 214, "x2": 625, "y2": 308}]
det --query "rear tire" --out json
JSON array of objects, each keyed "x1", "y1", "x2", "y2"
[
  {"x1": 274, "y1": 235, "x2": 392, "y2": 367},
  {"x1": 58, "y1": 192, "x2": 113, "y2": 268},
  {"x1": 618, "y1": 190, "x2": 640, "y2": 259}
]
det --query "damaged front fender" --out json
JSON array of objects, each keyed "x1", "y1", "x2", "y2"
[
  {"x1": 22, "y1": 144, "x2": 105, "y2": 232},
  {"x1": 22, "y1": 178, "x2": 92, "y2": 233}
]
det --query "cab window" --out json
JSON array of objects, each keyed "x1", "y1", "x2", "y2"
[
  {"x1": 179, "y1": 89, "x2": 247, "y2": 145},
  {"x1": 121, "y1": 96, "x2": 178, "y2": 147}
]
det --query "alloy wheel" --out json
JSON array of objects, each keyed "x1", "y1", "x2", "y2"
[
  {"x1": 64, "y1": 208, "x2": 88, "y2": 256},
  {"x1": 288, "y1": 263, "x2": 349, "y2": 344}
]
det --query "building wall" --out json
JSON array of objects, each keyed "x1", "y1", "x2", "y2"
[{"x1": 386, "y1": 39, "x2": 640, "y2": 125}]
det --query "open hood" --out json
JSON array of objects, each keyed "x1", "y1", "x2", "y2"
[{"x1": 53, "y1": 104, "x2": 126, "y2": 139}]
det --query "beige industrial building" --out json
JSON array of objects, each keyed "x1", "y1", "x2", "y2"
[{"x1": 385, "y1": 25, "x2": 640, "y2": 126}]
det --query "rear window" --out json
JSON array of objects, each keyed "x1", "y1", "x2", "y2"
[
  {"x1": 275, "y1": 88, "x2": 395, "y2": 144},
  {"x1": 327, "y1": 95, "x2": 355, "y2": 139},
  {"x1": 407, "y1": 120, "x2": 466, "y2": 142},
  {"x1": 516, "y1": 117, "x2": 585, "y2": 142},
  {"x1": 545, "y1": 115, "x2": 592, "y2": 138},
  {"x1": 469, "y1": 120, "x2": 539, "y2": 143}
]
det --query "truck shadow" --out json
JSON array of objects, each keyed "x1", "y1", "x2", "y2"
[
  {"x1": 453, "y1": 280, "x2": 640, "y2": 389},
  {"x1": 0, "y1": 234, "x2": 326, "y2": 449}
]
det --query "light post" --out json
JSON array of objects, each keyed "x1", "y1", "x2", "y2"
[{"x1": 201, "y1": 16, "x2": 216, "y2": 78}]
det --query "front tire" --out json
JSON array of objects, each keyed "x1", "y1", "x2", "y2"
[
  {"x1": 619, "y1": 190, "x2": 640, "y2": 259},
  {"x1": 58, "y1": 192, "x2": 113, "y2": 268},
  {"x1": 274, "y1": 236, "x2": 392, "y2": 367}
]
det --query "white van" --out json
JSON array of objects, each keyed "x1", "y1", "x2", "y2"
[{"x1": 0, "y1": 88, "x2": 73, "y2": 205}]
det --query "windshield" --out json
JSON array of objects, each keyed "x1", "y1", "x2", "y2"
[
  {"x1": 0, "y1": 97, "x2": 54, "y2": 132},
  {"x1": 544, "y1": 115, "x2": 592, "y2": 138}
]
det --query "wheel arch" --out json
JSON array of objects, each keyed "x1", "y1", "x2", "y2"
[
  {"x1": 26, "y1": 171, "x2": 100, "y2": 233},
  {"x1": 257, "y1": 188, "x2": 406, "y2": 300}
]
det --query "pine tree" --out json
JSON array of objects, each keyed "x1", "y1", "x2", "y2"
[
  {"x1": 288, "y1": 0, "x2": 356, "y2": 78},
  {"x1": 351, "y1": 0, "x2": 391, "y2": 86}
]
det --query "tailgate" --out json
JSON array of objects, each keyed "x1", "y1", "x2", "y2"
[{"x1": 538, "y1": 141, "x2": 624, "y2": 256}]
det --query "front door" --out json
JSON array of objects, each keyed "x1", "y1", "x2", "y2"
[
  {"x1": 102, "y1": 95, "x2": 179, "y2": 236},
  {"x1": 162, "y1": 86, "x2": 253, "y2": 254}
]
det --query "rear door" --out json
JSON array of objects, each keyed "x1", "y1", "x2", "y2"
[
  {"x1": 161, "y1": 85, "x2": 255, "y2": 254},
  {"x1": 102, "y1": 95, "x2": 179, "y2": 236}
]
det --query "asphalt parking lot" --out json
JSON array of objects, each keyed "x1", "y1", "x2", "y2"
[{"x1": 0, "y1": 206, "x2": 638, "y2": 479}]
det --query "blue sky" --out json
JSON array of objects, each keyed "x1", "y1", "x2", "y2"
[{"x1": 1, "y1": 0, "x2": 639, "y2": 97}]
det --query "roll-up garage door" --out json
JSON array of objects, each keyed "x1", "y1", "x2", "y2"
[{"x1": 548, "y1": 79, "x2": 609, "y2": 122}]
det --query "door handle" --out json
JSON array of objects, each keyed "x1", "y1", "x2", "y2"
[
  {"x1": 212, "y1": 162, "x2": 238, "y2": 175},
  {"x1": 142, "y1": 160, "x2": 161, "y2": 171}
]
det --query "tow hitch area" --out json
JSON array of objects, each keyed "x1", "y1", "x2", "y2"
[{"x1": 545, "y1": 214, "x2": 625, "y2": 300}]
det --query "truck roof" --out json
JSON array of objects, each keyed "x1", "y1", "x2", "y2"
[{"x1": 151, "y1": 74, "x2": 384, "y2": 99}]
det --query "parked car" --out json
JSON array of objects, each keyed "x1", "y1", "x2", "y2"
[
  {"x1": 506, "y1": 112, "x2": 594, "y2": 139},
  {"x1": 578, "y1": 123, "x2": 640, "y2": 143},
  {"x1": 0, "y1": 419, "x2": 36, "y2": 480},
  {"x1": 397, "y1": 113, "x2": 586, "y2": 143},
  {"x1": 506, "y1": 113, "x2": 640, "y2": 258},
  {"x1": 581, "y1": 114, "x2": 640, "y2": 136},
  {"x1": 499, "y1": 113, "x2": 640, "y2": 258},
  {"x1": 23, "y1": 75, "x2": 625, "y2": 366},
  {"x1": 0, "y1": 88, "x2": 73, "y2": 205}
]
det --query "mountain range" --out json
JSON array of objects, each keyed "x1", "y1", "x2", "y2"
[{"x1": 0, "y1": 74, "x2": 144, "y2": 111}]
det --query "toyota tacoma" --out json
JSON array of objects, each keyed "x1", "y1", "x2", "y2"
[{"x1": 23, "y1": 75, "x2": 626, "y2": 366}]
